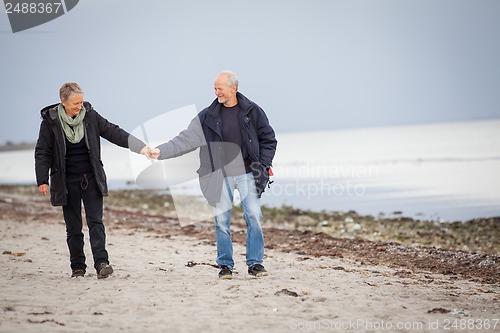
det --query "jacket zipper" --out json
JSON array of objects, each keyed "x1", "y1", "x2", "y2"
[{"x1": 241, "y1": 110, "x2": 259, "y2": 162}]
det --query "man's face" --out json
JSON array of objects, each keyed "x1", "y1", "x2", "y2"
[
  {"x1": 214, "y1": 75, "x2": 236, "y2": 105},
  {"x1": 61, "y1": 94, "x2": 84, "y2": 117}
]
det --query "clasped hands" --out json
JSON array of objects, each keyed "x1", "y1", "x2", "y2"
[{"x1": 140, "y1": 146, "x2": 161, "y2": 160}]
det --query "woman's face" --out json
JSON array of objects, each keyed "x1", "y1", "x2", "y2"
[{"x1": 61, "y1": 94, "x2": 83, "y2": 117}]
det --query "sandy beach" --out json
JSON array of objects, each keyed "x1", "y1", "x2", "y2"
[{"x1": 1, "y1": 187, "x2": 499, "y2": 333}]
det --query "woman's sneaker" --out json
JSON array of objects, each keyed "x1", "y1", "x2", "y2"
[
  {"x1": 96, "y1": 262, "x2": 113, "y2": 279},
  {"x1": 248, "y1": 264, "x2": 268, "y2": 277},
  {"x1": 218, "y1": 265, "x2": 233, "y2": 280}
]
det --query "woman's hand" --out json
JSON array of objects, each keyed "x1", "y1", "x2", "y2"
[{"x1": 38, "y1": 184, "x2": 49, "y2": 196}]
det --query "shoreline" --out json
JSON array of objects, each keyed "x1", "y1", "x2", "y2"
[
  {"x1": 2, "y1": 184, "x2": 498, "y2": 254},
  {"x1": 1, "y1": 185, "x2": 498, "y2": 283}
]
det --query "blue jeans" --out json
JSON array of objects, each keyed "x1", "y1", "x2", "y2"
[{"x1": 214, "y1": 172, "x2": 264, "y2": 269}]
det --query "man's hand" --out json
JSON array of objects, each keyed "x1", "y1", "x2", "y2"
[
  {"x1": 140, "y1": 146, "x2": 153, "y2": 159},
  {"x1": 149, "y1": 148, "x2": 160, "y2": 160},
  {"x1": 38, "y1": 184, "x2": 49, "y2": 196}
]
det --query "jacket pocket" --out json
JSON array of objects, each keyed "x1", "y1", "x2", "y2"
[
  {"x1": 197, "y1": 166, "x2": 224, "y2": 206},
  {"x1": 250, "y1": 162, "x2": 270, "y2": 197},
  {"x1": 49, "y1": 170, "x2": 64, "y2": 206}
]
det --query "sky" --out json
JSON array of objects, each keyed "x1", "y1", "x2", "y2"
[{"x1": 1, "y1": 0, "x2": 499, "y2": 144}]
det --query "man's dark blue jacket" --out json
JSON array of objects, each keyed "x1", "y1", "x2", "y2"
[{"x1": 156, "y1": 92, "x2": 277, "y2": 206}]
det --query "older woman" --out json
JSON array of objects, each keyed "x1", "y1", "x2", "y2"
[{"x1": 35, "y1": 82, "x2": 151, "y2": 279}]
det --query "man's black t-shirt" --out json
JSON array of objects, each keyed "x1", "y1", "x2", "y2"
[{"x1": 221, "y1": 104, "x2": 252, "y2": 176}]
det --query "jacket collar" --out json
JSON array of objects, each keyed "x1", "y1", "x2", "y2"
[
  {"x1": 206, "y1": 91, "x2": 253, "y2": 119},
  {"x1": 235, "y1": 92, "x2": 253, "y2": 114},
  {"x1": 41, "y1": 101, "x2": 92, "y2": 120},
  {"x1": 39, "y1": 103, "x2": 59, "y2": 120}
]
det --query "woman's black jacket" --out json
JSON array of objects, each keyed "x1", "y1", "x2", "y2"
[{"x1": 35, "y1": 102, "x2": 145, "y2": 206}]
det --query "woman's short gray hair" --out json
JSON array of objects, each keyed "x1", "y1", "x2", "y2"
[
  {"x1": 59, "y1": 82, "x2": 84, "y2": 101},
  {"x1": 218, "y1": 70, "x2": 239, "y2": 90}
]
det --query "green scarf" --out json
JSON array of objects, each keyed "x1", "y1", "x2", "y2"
[{"x1": 57, "y1": 103, "x2": 86, "y2": 144}]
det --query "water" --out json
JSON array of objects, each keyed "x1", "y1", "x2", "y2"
[
  {"x1": 265, "y1": 119, "x2": 500, "y2": 221},
  {"x1": 1, "y1": 119, "x2": 499, "y2": 222}
]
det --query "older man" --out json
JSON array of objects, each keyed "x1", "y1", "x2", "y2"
[{"x1": 151, "y1": 71, "x2": 277, "y2": 279}]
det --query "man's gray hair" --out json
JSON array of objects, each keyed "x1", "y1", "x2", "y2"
[
  {"x1": 59, "y1": 82, "x2": 84, "y2": 101},
  {"x1": 217, "y1": 70, "x2": 239, "y2": 90}
]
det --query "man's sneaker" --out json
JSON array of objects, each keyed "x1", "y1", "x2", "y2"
[
  {"x1": 71, "y1": 268, "x2": 85, "y2": 278},
  {"x1": 218, "y1": 265, "x2": 233, "y2": 280},
  {"x1": 96, "y1": 262, "x2": 113, "y2": 279},
  {"x1": 248, "y1": 264, "x2": 268, "y2": 277}
]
